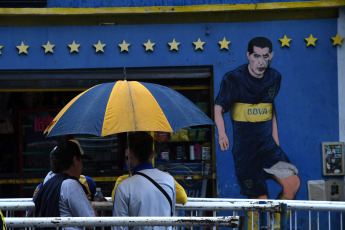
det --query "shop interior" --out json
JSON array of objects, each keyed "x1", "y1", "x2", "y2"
[{"x1": 0, "y1": 66, "x2": 215, "y2": 199}]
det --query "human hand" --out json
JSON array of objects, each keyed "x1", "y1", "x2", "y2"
[
  {"x1": 90, "y1": 201, "x2": 98, "y2": 216},
  {"x1": 218, "y1": 133, "x2": 229, "y2": 151}
]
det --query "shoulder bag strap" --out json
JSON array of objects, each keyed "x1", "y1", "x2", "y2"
[{"x1": 135, "y1": 171, "x2": 173, "y2": 216}]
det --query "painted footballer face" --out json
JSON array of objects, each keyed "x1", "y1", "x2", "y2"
[{"x1": 247, "y1": 46, "x2": 273, "y2": 78}]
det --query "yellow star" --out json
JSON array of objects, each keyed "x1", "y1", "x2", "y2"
[
  {"x1": 279, "y1": 35, "x2": 292, "y2": 47},
  {"x1": 331, "y1": 33, "x2": 344, "y2": 46},
  {"x1": 42, "y1": 41, "x2": 55, "y2": 54},
  {"x1": 218, "y1": 37, "x2": 231, "y2": 50},
  {"x1": 143, "y1": 39, "x2": 155, "y2": 52},
  {"x1": 305, "y1": 34, "x2": 318, "y2": 47},
  {"x1": 93, "y1": 40, "x2": 106, "y2": 53},
  {"x1": 68, "y1": 41, "x2": 80, "y2": 53},
  {"x1": 193, "y1": 38, "x2": 205, "y2": 51},
  {"x1": 16, "y1": 41, "x2": 29, "y2": 54},
  {"x1": 0, "y1": 46, "x2": 3, "y2": 55},
  {"x1": 118, "y1": 40, "x2": 131, "y2": 52},
  {"x1": 168, "y1": 38, "x2": 180, "y2": 51}
]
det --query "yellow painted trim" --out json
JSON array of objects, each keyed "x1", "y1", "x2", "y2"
[
  {"x1": 91, "y1": 177, "x2": 119, "y2": 182},
  {"x1": 0, "y1": 175, "x2": 214, "y2": 184},
  {"x1": 0, "y1": 177, "x2": 119, "y2": 184},
  {"x1": 231, "y1": 103, "x2": 273, "y2": 122},
  {"x1": 0, "y1": 0, "x2": 344, "y2": 15},
  {"x1": 0, "y1": 178, "x2": 44, "y2": 184}
]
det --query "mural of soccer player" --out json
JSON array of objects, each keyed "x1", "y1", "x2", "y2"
[{"x1": 214, "y1": 37, "x2": 300, "y2": 202}]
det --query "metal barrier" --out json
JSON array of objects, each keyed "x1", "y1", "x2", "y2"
[
  {"x1": 2, "y1": 198, "x2": 345, "y2": 229},
  {"x1": 4, "y1": 216, "x2": 243, "y2": 228},
  {"x1": 187, "y1": 198, "x2": 345, "y2": 230}
]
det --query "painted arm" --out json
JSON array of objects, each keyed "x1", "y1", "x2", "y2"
[
  {"x1": 272, "y1": 108, "x2": 280, "y2": 146},
  {"x1": 214, "y1": 104, "x2": 229, "y2": 151}
]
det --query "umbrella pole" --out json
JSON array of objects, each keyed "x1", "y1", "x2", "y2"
[{"x1": 126, "y1": 132, "x2": 131, "y2": 177}]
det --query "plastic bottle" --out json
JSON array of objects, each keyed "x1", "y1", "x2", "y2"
[
  {"x1": 189, "y1": 145, "x2": 195, "y2": 160},
  {"x1": 94, "y1": 187, "x2": 104, "y2": 202}
]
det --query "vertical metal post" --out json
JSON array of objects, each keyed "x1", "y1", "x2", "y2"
[
  {"x1": 280, "y1": 203, "x2": 287, "y2": 230},
  {"x1": 340, "y1": 212, "x2": 343, "y2": 230},
  {"x1": 259, "y1": 201, "x2": 266, "y2": 229},
  {"x1": 213, "y1": 210, "x2": 216, "y2": 230},
  {"x1": 290, "y1": 210, "x2": 292, "y2": 230},
  {"x1": 234, "y1": 211, "x2": 238, "y2": 230},
  {"x1": 309, "y1": 211, "x2": 311, "y2": 230}
]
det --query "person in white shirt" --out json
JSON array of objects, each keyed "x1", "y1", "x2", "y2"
[{"x1": 112, "y1": 132, "x2": 176, "y2": 230}]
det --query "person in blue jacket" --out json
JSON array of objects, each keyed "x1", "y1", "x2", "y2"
[{"x1": 33, "y1": 140, "x2": 96, "y2": 230}]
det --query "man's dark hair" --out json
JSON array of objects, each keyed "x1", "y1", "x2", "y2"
[
  {"x1": 247, "y1": 37, "x2": 273, "y2": 54},
  {"x1": 128, "y1": 131, "x2": 153, "y2": 163},
  {"x1": 50, "y1": 141, "x2": 82, "y2": 173}
]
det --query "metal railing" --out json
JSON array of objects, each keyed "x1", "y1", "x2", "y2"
[
  {"x1": 4, "y1": 216, "x2": 243, "y2": 228},
  {"x1": 2, "y1": 197, "x2": 345, "y2": 229}
]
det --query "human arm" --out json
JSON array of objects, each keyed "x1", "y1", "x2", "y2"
[
  {"x1": 175, "y1": 180, "x2": 188, "y2": 204},
  {"x1": 60, "y1": 180, "x2": 96, "y2": 217},
  {"x1": 272, "y1": 108, "x2": 280, "y2": 146},
  {"x1": 112, "y1": 183, "x2": 129, "y2": 220},
  {"x1": 215, "y1": 104, "x2": 229, "y2": 151},
  {"x1": 111, "y1": 174, "x2": 129, "y2": 202}
]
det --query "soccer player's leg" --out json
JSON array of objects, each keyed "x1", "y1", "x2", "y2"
[
  {"x1": 237, "y1": 166, "x2": 269, "y2": 230},
  {"x1": 271, "y1": 167, "x2": 300, "y2": 229}
]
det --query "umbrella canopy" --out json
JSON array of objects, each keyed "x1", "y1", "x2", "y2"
[{"x1": 44, "y1": 80, "x2": 213, "y2": 137}]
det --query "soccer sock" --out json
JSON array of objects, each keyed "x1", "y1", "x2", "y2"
[
  {"x1": 247, "y1": 211, "x2": 259, "y2": 230},
  {"x1": 275, "y1": 191, "x2": 291, "y2": 229}
]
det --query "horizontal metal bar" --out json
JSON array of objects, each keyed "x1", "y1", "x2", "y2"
[
  {"x1": 4, "y1": 216, "x2": 240, "y2": 228},
  {"x1": 5, "y1": 197, "x2": 345, "y2": 205},
  {"x1": 286, "y1": 203, "x2": 345, "y2": 212},
  {"x1": 187, "y1": 197, "x2": 345, "y2": 205},
  {"x1": 0, "y1": 201, "x2": 280, "y2": 212},
  {"x1": 2, "y1": 199, "x2": 345, "y2": 212},
  {"x1": 0, "y1": 202, "x2": 34, "y2": 211}
]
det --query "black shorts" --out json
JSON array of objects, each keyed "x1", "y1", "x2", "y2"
[{"x1": 235, "y1": 148, "x2": 290, "y2": 198}]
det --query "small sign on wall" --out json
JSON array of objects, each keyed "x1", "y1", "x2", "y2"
[{"x1": 322, "y1": 142, "x2": 345, "y2": 176}]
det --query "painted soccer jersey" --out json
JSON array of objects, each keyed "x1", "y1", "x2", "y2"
[{"x1": 215, "y1": 64, "x2": 290, "y2": 196}]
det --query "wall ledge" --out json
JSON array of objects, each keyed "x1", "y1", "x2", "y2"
[{"x1": 0, "y1": 0, "x2": 344, "y2": 16}]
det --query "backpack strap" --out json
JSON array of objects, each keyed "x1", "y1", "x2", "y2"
[{"x1": 135, "y1": 171, "x2": 173, "y2": 216}]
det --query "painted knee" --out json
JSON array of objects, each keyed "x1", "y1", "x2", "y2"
[
  {"x1": 291, "y1": 175, "x2": 301, "y2": 194},
  {"x1": 283, "y1": 175, "x2": 300, "y2": 199}
]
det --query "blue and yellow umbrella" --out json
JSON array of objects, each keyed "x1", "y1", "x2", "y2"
[{"x1": 44, "y1": 80, "x2": 213, "y2": 137}]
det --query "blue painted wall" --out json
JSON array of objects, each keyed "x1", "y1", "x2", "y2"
[
  {"x1": 0, "y1": 18, "x2": 341, "y2": 228},
  {"x1": 46, "y1": 0, "x2": 315, "y2": 7}
]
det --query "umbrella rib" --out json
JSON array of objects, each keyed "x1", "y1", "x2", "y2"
[{"x1": 126, "y1": 81, "x2": 137, "y2": 131}]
